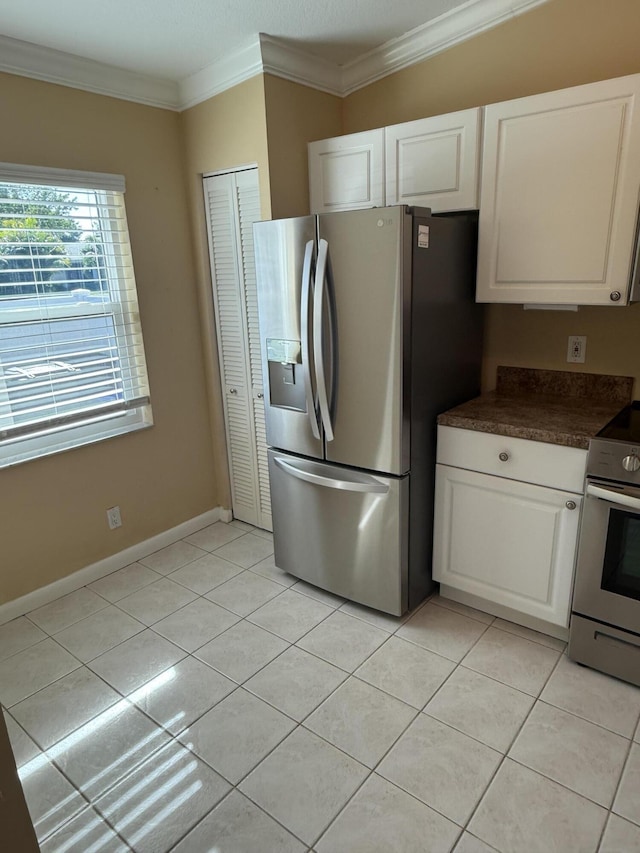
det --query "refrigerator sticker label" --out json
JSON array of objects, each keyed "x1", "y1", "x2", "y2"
[{"x1": 417, "y1": 225, "x2": 430, "y2": 249}]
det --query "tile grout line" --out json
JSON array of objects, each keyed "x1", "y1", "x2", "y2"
[
  {"x1": 6, "y1": 523, "x2": 639, "y2": 851},
  {"x1": 598, "y1": 733, "x2": 639, "y2": 850},
  {"x1": 531, "y1": 695, "x2": 640, "y2": 740},
  {"x1": 289, "y1": 612, "x2": 485, "y2": 848},
  {"x1": 5, "y1": 536, "x2": 271, "y2": 844},
  {"x1": 22, "y1": 619, "x2": 619, "y2": 852},
  {"x1": 17, "y1": 724, "x2": 134, "y2": 849},
  {"x1": 3, "y1": 526, "x2": 400, "y2": 672},
  {"x1": 12, "y1": 659, "x2": 633, "y2": 853},
  {"x1": 308, "y1": 701, "x2": 438, "y2": 849},
  {"x1": 1, "y1": 636, "x2": 84, "y2": 709},
  {"x1": 4, "y1": 526, "x2": 318, "y2": 849},
  {"x1": 3, "y1": 574, "x2": 515, "y2": 770},
  {"x1": 305, "y1": 609, "x2": 520, "y2": 849},
  {"x1": 12, "y1": 563, "x2": 335, "y2": 750},
  {"x1": 55, "y1": 570, "x2": 384, "y2": 848},
  {"x1": 458, "y1": 647, "x2": 573, "y2": 844},
  {"x1": 42, "y1": 796, "x2": 134, "y2": 850},
  {"x1": 187, "y1": 614, "x2": 427, "y2": 849},
  {"x1": 163, "y1": 785, "x2": 306, "y2": 852}
]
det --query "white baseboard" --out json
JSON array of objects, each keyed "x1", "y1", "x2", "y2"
[{"x1": 0, "y1": 507, "x2": 230, "y2": 625}]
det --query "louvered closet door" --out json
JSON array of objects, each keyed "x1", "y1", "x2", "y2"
[{"x1": 203, "y1": 169, "x2": 272, "y2": 530}]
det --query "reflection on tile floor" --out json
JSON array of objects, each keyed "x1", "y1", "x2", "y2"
[{"x1": 2, "y1": 519, "x2": 640, "y2": 852}]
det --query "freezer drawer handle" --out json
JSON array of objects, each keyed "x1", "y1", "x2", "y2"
[
  {"x1": 586, "y1": 483, "x2": 640, "y2": 512},
  {"x1": 313, "y1": 238, "x2": 334, "y2": 442},
  {"x1": 274, "y1": 458, "x2": 389, "y2": 493},
  {"x1": 301, "y1": 239, "x2": 320, "y2": 439}
]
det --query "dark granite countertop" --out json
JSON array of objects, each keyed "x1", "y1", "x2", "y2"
[{"x1": 438, "y1": 367, "x2": 634, "y2": 450}]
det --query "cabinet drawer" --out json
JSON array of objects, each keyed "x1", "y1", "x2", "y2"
[{"x1": 436, "y1": 425, "x2": 586, "y2": 493}]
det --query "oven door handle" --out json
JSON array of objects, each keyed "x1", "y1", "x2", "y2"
[{"x1": 586, "y1": 483, "x2": 640, "y2": 512}]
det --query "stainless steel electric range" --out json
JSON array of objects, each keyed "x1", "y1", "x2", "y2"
[{"x1": 569, "y1": 402, "x2": 640, "y2": 686}]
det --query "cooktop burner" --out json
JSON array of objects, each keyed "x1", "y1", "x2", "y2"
[{"x1": 598, "y1": 401, "x2": 640, "y2": 443}]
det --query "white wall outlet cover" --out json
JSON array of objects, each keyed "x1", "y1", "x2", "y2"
[{"x1": 567, "y1": 335, "x2": 586, "y2": 364}]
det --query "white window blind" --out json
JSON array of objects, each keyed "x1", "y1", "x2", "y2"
[{"x1": 0, "y1": 163, "x2": 152, "y2": 467}]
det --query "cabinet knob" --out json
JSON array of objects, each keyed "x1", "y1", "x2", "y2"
[
  {"x1": 565, "y1": 500, "x2": 577, "y2": 510},
  {"x1": 257, "y1": 392, "x2": 264, "y2": 399},
  {"x1": 229, "y1": 387, "x2": 238, "y2": 394},
  {"x1": 498, "y1": 452, "x2": 510, "y2": 462},
  {"x1": 610, "y1": 291, "x2": 622, "y2": 302}
]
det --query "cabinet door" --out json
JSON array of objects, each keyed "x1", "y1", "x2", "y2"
[
  {"x1": 477, "y1": 74, "x2": 640, "y2": 305},
  {"x1": 385, "y1": 109, "x2": 481, "y2": 212},
  {"x1": 433, "y1": 464, "x2": 581, "y2": 627},
  {"x1": 204, "y1": 169, "x2": 272, "y2": 531},
  {"x1": 308, "y1": 129, "x2": 384, "y2": 214}
]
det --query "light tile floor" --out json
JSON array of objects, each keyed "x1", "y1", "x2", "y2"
[{"x1": 2, "y1": 520, "x2": 640, "y2": 852}]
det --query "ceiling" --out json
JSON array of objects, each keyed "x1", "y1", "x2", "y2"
[
  {"x1": 0, "y1": 0, "x2": 550, "y2": 108},
  {"x1": 0, "y1": 0, "x2": 474, "y2": 80}
]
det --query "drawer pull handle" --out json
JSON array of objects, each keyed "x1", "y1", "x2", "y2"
[
  {"x1": 498, "y1": 452, "x2": 510, "y2": 462},
  {"x1": 565, "y1": 500, "x2": 576, "y2": 510}
]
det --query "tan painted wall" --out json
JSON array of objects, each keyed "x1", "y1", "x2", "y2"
[
  {"x1": 0, "y1": 72, "x2": 215, "y2": 604},
  {"x1": 6, "y1": 0, "x2": 640, "y2": 603},
  {"x1": 342, "y1": 0, "x2": 640, "y2": 393},
  {"x1": 343, "y1": 0, "x2": 640, "y2": 130},
  {"x1": 180, "y1": 75, "x2": 341, "y2": 512},
  {"x1": 180, "y1": 75, "x2": 271, "y2": 511},
  {"x1": 263, "y1": 75, "x2": 343, "y2": 219}
]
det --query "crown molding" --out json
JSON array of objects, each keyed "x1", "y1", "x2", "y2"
[
  {"x1": 0, "y1": 34, "x2": 180, "y2": 110},
  {"x1": 258, "y1": 34, "x2": 343, "y2": 97},
  {"x1": 0, "y1": 0, "x2": 551, "y2": 110},
  {"x1": 179, "y1": 38, "x2": 264, "y2": 109},
  {"x1": 341, "y1": 0, "x2": 551, "y2": 94}
]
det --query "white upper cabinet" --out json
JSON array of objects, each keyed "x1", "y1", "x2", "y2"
[
  {"x1": 308, "y1": 129, "x2": 385, "y2": 214},
  {"x1": 385, "y1": 108, "x2": 481, "y2": 211},
  {"x1": 477, "y1": 74, "x2": 640, "y2": 305},
  {"x1": 308, "y1": 110, "x2": 481, "y2": 215}
]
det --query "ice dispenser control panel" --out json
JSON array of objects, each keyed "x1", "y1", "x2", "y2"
[{"x1": 266, "y1": 338, "x2": 306, "y2": 411}]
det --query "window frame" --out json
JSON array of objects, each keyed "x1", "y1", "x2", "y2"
[{"x1": 0, "y1": 163, "x2": 153, "y2": 469}]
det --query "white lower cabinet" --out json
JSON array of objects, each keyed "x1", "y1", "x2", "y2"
[{"x1": 433, "y1": 427, "x2": 586, "y2": 629}]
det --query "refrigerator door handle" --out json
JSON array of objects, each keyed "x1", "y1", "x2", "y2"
[
  {"x1": 301, "y1": 239, "x2": 320, "y2": 439},
  {"x1": 313, "y1": 238, "x2": 334, "y2": 441},
  {"x1": 274, "y1": 457, "x2": 389, "y2": 494}
]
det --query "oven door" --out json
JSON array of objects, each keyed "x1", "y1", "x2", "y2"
[{"x1": 573, "y1": 479, "x2": 640, "y2": 634}]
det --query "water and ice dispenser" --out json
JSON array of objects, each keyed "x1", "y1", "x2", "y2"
[{"x1": 266, "y1": 338, "x2": 306, "y2": 411}]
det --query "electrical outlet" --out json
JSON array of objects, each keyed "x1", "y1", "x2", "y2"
[
  {"x1": 107, "y1": 506, "x2": 122, "y2": 529},
  {"x1": 567, "y1": 335, "x2": 586, "y2": 364}
]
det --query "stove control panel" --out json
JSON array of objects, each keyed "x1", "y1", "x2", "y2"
[{"x1": 587, "y1": 439, "x2": 640, "y2": 484}]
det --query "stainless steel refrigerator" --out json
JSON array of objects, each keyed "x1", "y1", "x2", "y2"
[{"x1": 254, "y1": 205, "x2": 482, "y2": 616}]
